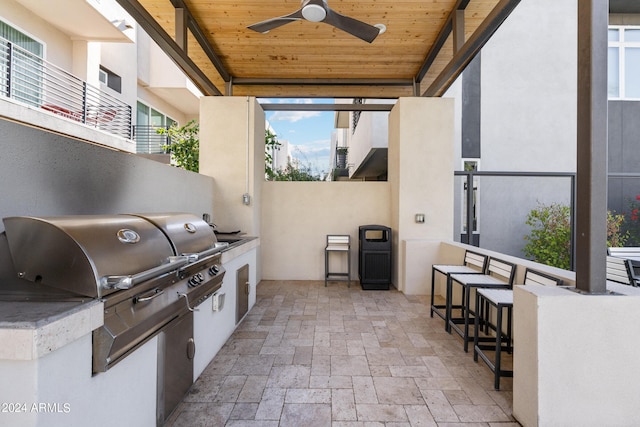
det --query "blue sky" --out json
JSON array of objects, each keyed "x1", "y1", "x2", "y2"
[{"x1": 261, "y1": 98, "x2": 335, "y2": 177}]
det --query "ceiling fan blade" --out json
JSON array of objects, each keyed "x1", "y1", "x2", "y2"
[
  {"x1": 247, "y1": 10, "x2": 304, "y2": 33},
  {"x1": 324, "y1": 9, "x2": 380, "y2": 43}
]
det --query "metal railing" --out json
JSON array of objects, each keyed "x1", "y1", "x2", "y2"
[
  {"x1": 133, "y1": 125, "x2": 171, "y2": 154},
  {"x1": 0, "y1": 38, "x2": 132, "y2": 139},
  {"x1": 455, "y1": 171, "x2": 576, "y2": 270}
]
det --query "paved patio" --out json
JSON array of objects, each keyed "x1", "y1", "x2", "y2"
[{"x1": 166, "y1": 280, "x2": 518, "y2": 426}]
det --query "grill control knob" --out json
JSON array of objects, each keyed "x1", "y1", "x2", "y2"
[
  {"x1": 196, "y1": 273, "x2": 204, "y2": 282},
  {"x1": 209, "y1": 265, "x2": 220, "y2": 275}
]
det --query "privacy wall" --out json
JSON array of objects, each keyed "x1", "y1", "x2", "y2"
[{"x1": 0, "y1": 118, "x2": 215, "y2": 286}]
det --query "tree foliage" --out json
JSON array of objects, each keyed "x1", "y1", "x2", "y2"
[
  {"x1": 265, "y1": 129, "x2": 281, "y2": 180},
  {"x1": 272, "y1": 162, "x2": 321, "y2": 181},
  {"x1": 265, "y1": 129, "x2": 322, "y2": 181},
  {"x1": 524, "y1": 203, "x2": 572, "y2": 270},
  {"x1": 158, "y1": 119, "x2": 199, "y2": 172},
  {"x1": 524, "y1": 202, "x2": 630, "y2": 270}
]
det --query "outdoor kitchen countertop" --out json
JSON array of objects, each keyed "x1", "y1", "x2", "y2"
[
  {"x1": 0, "y1": 299, "x2": 103, "y2": 360},
  {"x1": 219, "y1": 235, "x2": 259, "y2": 262}
]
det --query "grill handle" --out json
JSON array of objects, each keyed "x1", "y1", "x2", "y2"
[
  {"x1": 181, "y1": 242, "x2": 230, "y2": 263},
  {"x1": 100, "y1": 256, "x2": 190, "y2": 290}
]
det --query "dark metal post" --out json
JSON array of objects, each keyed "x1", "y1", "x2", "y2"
[
  {"x1": 453, "y1": 9, "x2": 465, "y2": 53},
  {"x1": 466, "y1": 172, "x2": 475, "y2": 246},
  {"x1": 575, "y1": 0, "x2": 608, "y2": 293},
  {"x1": 570, "y1": 174, "x2": 576, "y2": 271},
  {"x1": 81, "y1": 81, "x2": 88, "y2": 124},
  {"x1": 175, "y1": 8, "x2": 187, "y2": 53},
  {"x1": 6, "y1": 41, "x2": 13, "y2": 98}
]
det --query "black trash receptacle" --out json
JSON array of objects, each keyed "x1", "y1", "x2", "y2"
[{"x1": 358, "y1": 225, "x2": 392, "y2": 290}]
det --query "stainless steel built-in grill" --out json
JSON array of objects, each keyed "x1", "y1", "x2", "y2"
[{"x1": 2, "y1": 212, "x2": 226, "y2": 373}]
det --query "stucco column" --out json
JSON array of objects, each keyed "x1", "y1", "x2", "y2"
[
  {"x1": 199, "y1": 96, "x2": 265, "y2": 237},
  {"x1": 388, "y1": 97, "x2": 455, "y2": 294}
]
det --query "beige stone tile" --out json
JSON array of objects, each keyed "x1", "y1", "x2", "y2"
[
  {"x1": 219, "y1": 338, "x2": 265, "y2": 355},
  {"x1": 254, "y1": 387, "x2": 286, "y2": 421},
  {"x1": 213, "y1": 375, "x2": 247, "y2": 403},
  {"x1": 422, "y1": 355, "x2": 454, "y2": 377},
  {"x1": 373, "y1": 377, "x2": 424, "y2": 405},
  {"x1": 389, "y1": 365, "x2": 432, "y2": 378},
  {"x1": 352, "y1": 375, "x2": 378, "y2": 404},
  {"x1": 421, "y1": 389, "x2": 460, "y2": 422},
  {"x1": 366, "y1": 347, "x2": 404, "y2": 366},
  {"x1": 310, "y1": 375, "x2": 353, "y2": 389},
  {"x1": 443, "y1": 389, "x2": 473, "y2": 405},
  {"x1": 361, "y1": 332, "x2": 381, "y2": 348},
  {"x1": 166, "y1": 402, "x2": 234, "y2": 427},
  {"x1": 369, "y1": 365, "x2": 392, "y2": 377},
  {"x1": 228, "y1": 355, "x2": 274, "y2": 376},
  {"x1": 292, "y1": 345, "x2": 313, "y2": 365},
  {"x1": 176, "y1": 281, "x2": 514, "y2": 425},
  {"x1": 265, "y1": 365, "x2": 311, "y2": 389},
  {"x1": 237, "y1": 375, "x2": 268, "y2": 403},
  {"x1": 404, "y1": 404, "x2": 438, "y2": 426},
  {"x1": 347, "y1": 339, "x2": 366, "y2": 356},
  {"x1": 280, "y1": 403, "x2": 332, "y2": 426},
  {"x1": 331, "y1": 354, "x2": 372, "y2": 376},
  {"x1": 228, "y1": 402, "x2": 258, "y2": 420},
  {"x1": 311, "y1": 354, "x2": 331, "y2": 376},
  {"x1": 355, "y1": 404, "x2": 409, "y2": 422},
  {"x1": 414, "y1": 377, "x2": 462, "y2": 391},
  {"x1": 452, "y1": 404, "x2": 511, "y2": 422},
  {"x1": 285, "y1": 388, "x2": 331, "y2": 404},
  {"x1": 332, "y1": 388, "x2": 357, "y2": 421}
]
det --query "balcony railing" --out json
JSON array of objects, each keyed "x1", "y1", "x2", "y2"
[
  {"x1": 0, "y1": 38, "x2": 132, "y2": 139},
  {"x1": 133, "y1": 125, "x2": 171, "y2": 154}
]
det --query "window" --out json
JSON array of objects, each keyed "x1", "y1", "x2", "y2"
[
  {"x1": 0, "y1": 20, "x2": 44, "y2": 107},
  {"x1": 609, "y1": 27, "x2": 640, "y2": 99},
  {"x1": 0, "y1": 20, "x2": 43, "y2": 56},
  {"x1": 99, "y1": 66, "x2": 122, "y2": 93},
  {"x1": 135, "y1": 101, "x2": 177, "y2": 154},
  {"x1": 98, "y1": 68, "x2": 108, "y2": 85}
]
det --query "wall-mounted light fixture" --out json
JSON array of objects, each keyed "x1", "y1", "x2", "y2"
[{"x1": 111, "y1": 19, "x2": 133, "y2": 32}]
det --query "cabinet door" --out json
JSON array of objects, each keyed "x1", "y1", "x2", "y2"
[
  {"x1": 157, "y1": 312, "x2": 194, "y2": 425},
  {"x1": 236, "y1": 264, "x2": 250, "y2": 324}
]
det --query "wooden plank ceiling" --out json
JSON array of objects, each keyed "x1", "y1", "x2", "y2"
[{"x1": 122, "y1": 0, "x2": 505, "y2": 98}]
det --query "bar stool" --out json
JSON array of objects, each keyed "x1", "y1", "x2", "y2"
[
  {"x1": 430, "y1": 250, "x2": 488, "y2": 332},
  {"x1": 448, "y1": 257, "x2": 516, "y2": 352},
  {"x1": 472, "y1": 268, "x2": 564, "y2": 389},
  {"x1": 325, "y1": 235, "x2": 350, "y2": 287},
  {"x1": 473, "y1": 288, "x2": 513, "y2": 390}
]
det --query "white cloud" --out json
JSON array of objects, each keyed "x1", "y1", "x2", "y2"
[{"x1": 269, "y1": 110, "x2": 322, "y2": 123}]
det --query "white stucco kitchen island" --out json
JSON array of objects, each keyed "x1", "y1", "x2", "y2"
[{"x1": 0, "y1": 239, "x2": 258, "y2": 427}]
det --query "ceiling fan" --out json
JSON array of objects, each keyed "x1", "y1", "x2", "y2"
[{"x1": 247, "y1": 0, "x2": 385, "y2": 43}]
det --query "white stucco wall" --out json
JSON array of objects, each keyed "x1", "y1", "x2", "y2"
[
  {"x1": 389, "y1": 98, "x2": 455, "y2": 294},
  {"x1": 481, "y1": 0, "x2": 577, "y2": 172},
  {"x1": 445, "y1": 0, "x2": 579, "y2": 258},
  {"x1": 261, "y1": 181, "x2": 391, "y2": 281},
  {"x1": 514, "y1": 284, "x2": 640, "y2": 427}
]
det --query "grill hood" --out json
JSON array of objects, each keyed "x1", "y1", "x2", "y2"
[{"x1": 3, "y1": 213, "x2": 217, "y2": 299}]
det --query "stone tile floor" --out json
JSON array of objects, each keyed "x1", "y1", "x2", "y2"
[{"x1": 166, "y1": 280, "x2": 518, "y2": 426}]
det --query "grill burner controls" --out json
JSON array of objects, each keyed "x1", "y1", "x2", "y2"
[
  {"x1": 188, "y1": 273, "x2": 205, "y2": 287},
  {"x1": 209, "y1": 265, "x2": 220, "y2": 275}
]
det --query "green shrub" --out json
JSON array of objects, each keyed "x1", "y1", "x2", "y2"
[
  {"x1": 524, "y1": 203, "x2": 572, "y2": 270},
  {"x1": 524, "y1": 203, "x2": 630, "y2": 269},
  {"x1": 158, "y1": 120, "x2": 199, "y2": 172}
]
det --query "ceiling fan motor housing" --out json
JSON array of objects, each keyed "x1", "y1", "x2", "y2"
[{"x1": 302, "y1": 4, "x2": 327, "y2": 22}]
